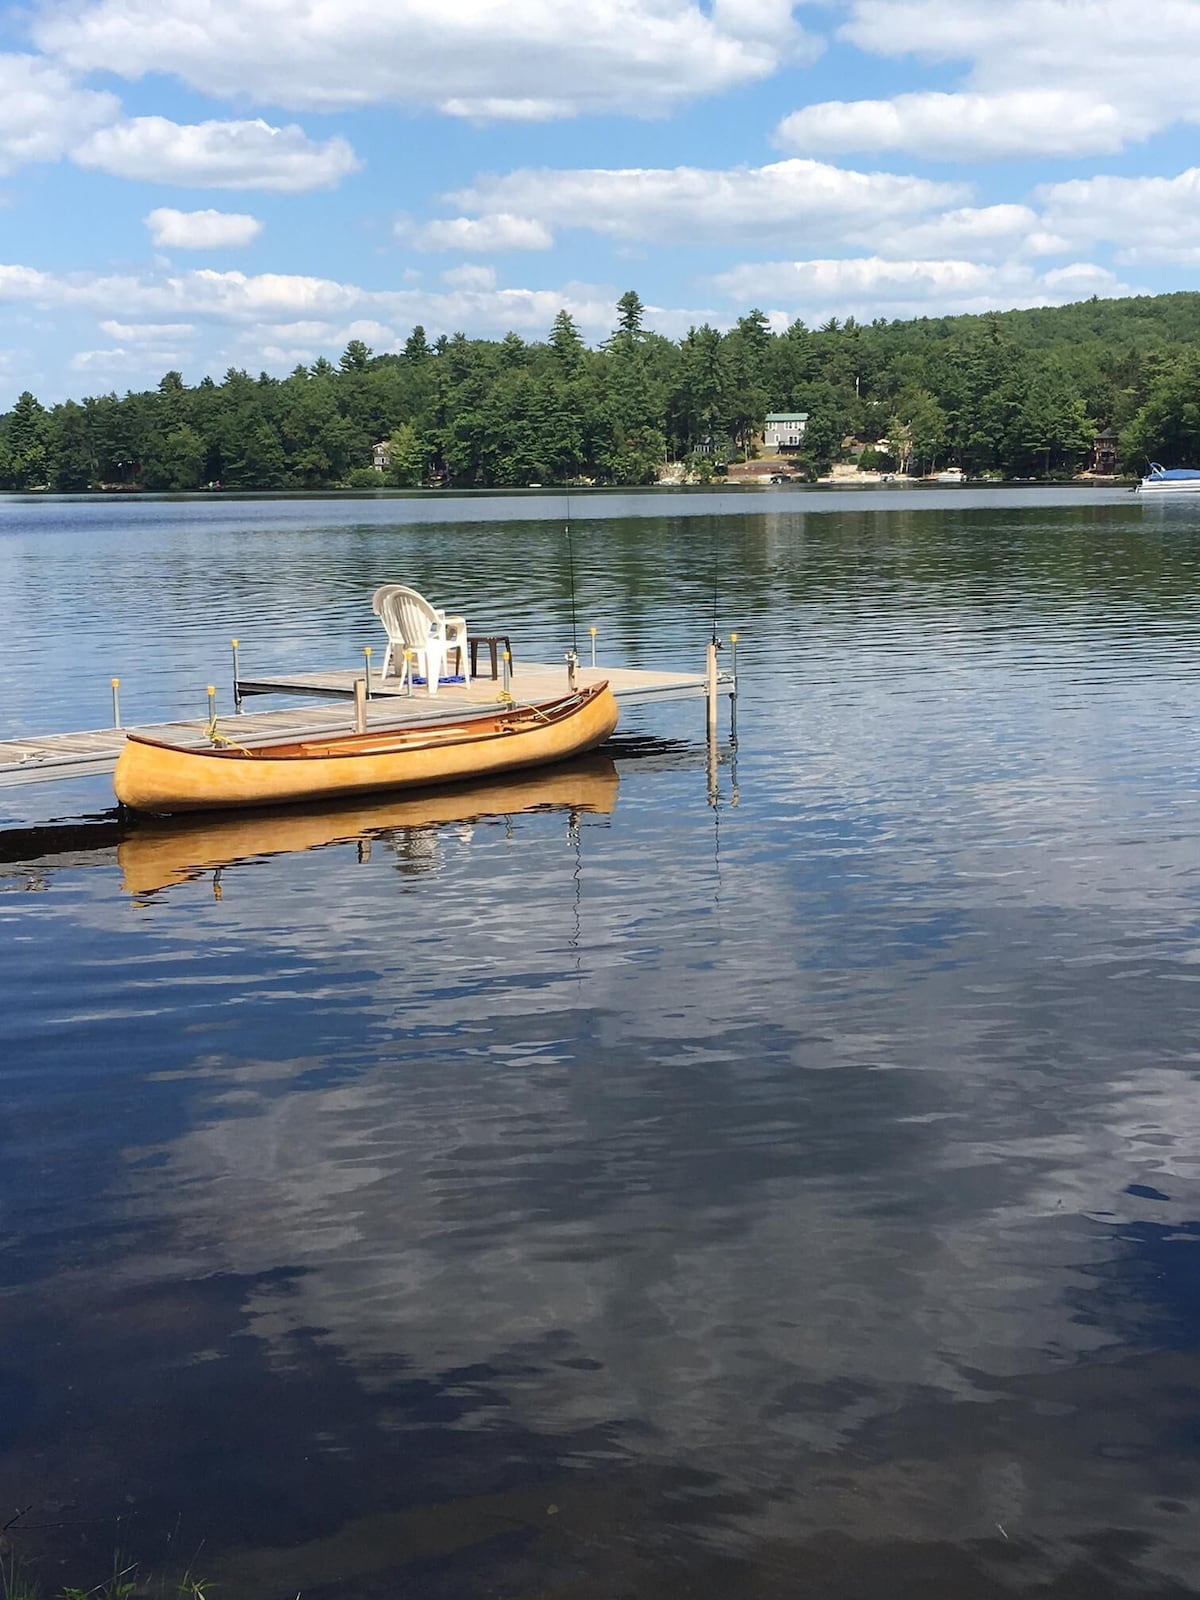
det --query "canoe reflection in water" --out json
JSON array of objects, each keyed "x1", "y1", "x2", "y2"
[{"x1": 118, "y1": 753, "x2": 619, "y2": 898}]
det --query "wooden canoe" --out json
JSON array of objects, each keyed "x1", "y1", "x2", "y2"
[
  {"x1": 118, "y1": 754, "x2": 619, "y2": 894},
  {"x1": 114, "y1": 683, "x2": 619, "y2": 815}
]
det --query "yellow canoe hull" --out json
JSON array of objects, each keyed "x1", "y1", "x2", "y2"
[{"x1": 114, "y1": 683, "x2": 619, "y2": 815}]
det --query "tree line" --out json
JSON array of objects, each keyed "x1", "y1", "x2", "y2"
[{"x1": 6, "y1": 287, "x2": 1200, "y2": 492}]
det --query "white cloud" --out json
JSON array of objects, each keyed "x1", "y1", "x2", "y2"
[
  {"x1": 99, "y1": 320, "x2": 194, "y2": 340},
  {"x1": 442, "y1": 264, "x2": 498, "y2": 290},
  {"x1": 73, "y1": 117, "x2": 360, "y2": 192},
  {"x1": 711, "y1": 255, "x2": 1132, "y2": 322},
  {"x1": 246, "y1": 320, "x2": 342, "y2": 343},
  {"x1": 145, "y1": 207, "x2": 263, "y2": 249},
  {"x1": 863, "y1": 204, "x2": 1040, "y2": 261},
  {"x1": 839, "y1": 0, "x2": 1200, "y2": 82},
  {"x1": 439, "y1": 97, "x2": 573, "y2": 122},
  {"x1": 0, "y1": 265, "x2": 55, "y2": 299},
  {"x1": 33, "y1": 0, "x2": 822, "y2": 119},
  {"x1": 0, "y1": 53, "x2": 118, "y2": 175},
  {"x1": 70, "y1": 342, "x2": 188, "y2": 376},
  {"x1": 230, "y1": 317, "x2": 396, "y2": 352},
  {"x1": 1036, "y1": 169, "x2": 1200, "y2": 265},
  {"x1": 775, "y1": 90, "x2": 1132, "y2": 161},
  {"x1": 0, "y1": 259, "x2": 684, "y2": 349},
  {"x1": 826, "y1": 1, "x2": 1200, "y2": 158},
  {"x1": 400, "y1": 214, "x2": 554, "y2": 252},
  {"x1": 442, "y1": 159, "x2": 967, "y2": 248}
]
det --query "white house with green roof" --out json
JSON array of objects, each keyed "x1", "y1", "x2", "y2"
[{"x1": 764, "y1": 412, "x2": 808, "y2": 451}]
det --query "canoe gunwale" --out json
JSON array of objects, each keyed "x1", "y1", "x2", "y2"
[{"x1": 123, "y1": 685, "x2": 605, "y2": 764}]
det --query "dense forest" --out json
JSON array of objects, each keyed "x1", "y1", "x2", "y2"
[{"x1": 6, "y1": 287, "x2": 1200, "y2": 492}]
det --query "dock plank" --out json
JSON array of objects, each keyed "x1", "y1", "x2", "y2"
[{"x1": 0, "y1": 659, "x2": 734, "y2": 790}]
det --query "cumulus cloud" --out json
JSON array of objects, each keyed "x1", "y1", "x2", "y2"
[
  {"x1": 775, "y1": 90, "x2": 1133, "y2": 161},
  {"x1": 0, "y1": 53, "x2": 118, "y2": 175},
  {"x1": 442, "y1": 264, "x2": 498, "y2": 290},
  {"x1": 399, "y1": 213, "x2": 554, "y2": 252},
  {"x1": 865, "y1": 204, "x2": 1040, "y2": 261},
  {"x1": 1036, "y1": 169, "x2": 1200, "y2": 266},
  {"x1": 0, "y1": 258, "x2": 680, "y2": 349},
  {"x1": 824, "y1": 0, "x2": 1200, "y2": 158},
  {"x1": 441, "y1": 159, "x2": 967, "y2": 249},
  {"x1": 98, "y1": 320, "x2": 194, "y2": 340},
  {"x1": 71, "y1": 346, "x2": 145, "y2": 372},
  {"x1": 0, "y1": 265, "x2": 55, "y2": 298},
  {"x1": 439, "y1": 97, "x2": 573, "y2": 122},
  {"x1": 72, "y1": 116, "x2": 360, "y2": 192},
  {"x1": 711, "y1": 255, "x2": 1132, "y2": 322},
  {"x1": 33, "y1": 0, "x2": 821, "y2": 119},
  {"x1": 145, "y1": 207, "x2": 263, "y2": 249}
]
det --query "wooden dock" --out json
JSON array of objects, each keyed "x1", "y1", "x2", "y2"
[{"x1": 0, "y1": 659, "x2": 734, "y2": 791}]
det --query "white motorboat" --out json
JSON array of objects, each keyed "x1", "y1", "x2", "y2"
[{"x1": 1136, "y1": 463, "x2": 1200, "y2": 495}]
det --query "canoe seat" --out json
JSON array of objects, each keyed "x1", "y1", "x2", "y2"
[{"x1": 371, "y1": 585, "x2": 469, "y2": 694}]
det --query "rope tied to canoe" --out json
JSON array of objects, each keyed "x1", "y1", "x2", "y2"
[
  {"x1": 206, "y1": 717, "x2": 256, "y2": 756},
  {"x1": 495, "y1": 690, "x2": 554, "y2": 725}
]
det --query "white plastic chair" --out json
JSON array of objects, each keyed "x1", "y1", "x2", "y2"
[{"x1": 371, "y1": 584, "x2": 469, "y2": 694}]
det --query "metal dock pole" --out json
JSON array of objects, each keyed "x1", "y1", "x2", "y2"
[
  {"x1": 729, "y1": 631, "x2": 738, "y2": 745},
  {"x1": 705, "y1": 640, "x2": 719, "y2": 745}
]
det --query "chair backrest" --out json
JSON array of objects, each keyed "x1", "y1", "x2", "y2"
[{"x1": 372, "y1": 584, "x2": 440, "y2": 650}]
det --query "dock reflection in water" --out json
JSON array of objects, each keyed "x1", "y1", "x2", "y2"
[{"x1": 117, "y1": 754, "x2": 619, "y2": 897}]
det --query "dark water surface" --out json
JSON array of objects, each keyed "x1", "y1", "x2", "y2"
[{"x1": 4, "y1": 487, "x2": 1200, "y2": 1597}]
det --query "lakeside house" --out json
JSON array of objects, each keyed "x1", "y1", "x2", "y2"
[
  {"x1": 372, "y1": 440, "x2": 390, "y2": 472},
  {"x1": 1091, "y1": 430, "x2": 1118, "y2": 474},
  {"x1": 763, "y1": 413, "x2": 809, "y2": 452}
]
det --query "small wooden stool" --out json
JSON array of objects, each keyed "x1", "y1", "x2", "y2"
[{"x1": 468, "y1": 634, "x2": 513, "y2": 680}]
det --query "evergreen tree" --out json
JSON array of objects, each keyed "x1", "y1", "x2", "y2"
[
  {"x1": 3, "y1": 392, "x2": 50, "y2": 489},
  {"x1": 404, "y1": 325, "x2": 431, "y2": 362},
  {"x1": 550, "y1": 309, "x2": 585, "y2": 372}
]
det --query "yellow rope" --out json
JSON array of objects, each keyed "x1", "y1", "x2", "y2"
[
  {"x1": 494, "y1": 691, "x2": 554, "y2": 724},
  {"x1": 206, "y1": 717, "x2": 256, "y2": 756}
]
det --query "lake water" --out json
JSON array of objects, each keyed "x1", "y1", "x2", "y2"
[{"x1": 4, "y1": 484, "x2": 1200, "y2": 1598}]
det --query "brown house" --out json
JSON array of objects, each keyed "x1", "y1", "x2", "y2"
[{"x1": 1092, "y1": 430, "x2": 1118, "y2": 474}]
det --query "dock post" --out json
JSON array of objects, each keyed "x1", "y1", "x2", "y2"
[
  {"x1": 705, "y1": 640, "x2": 719, "y2": 745},
  {"x1": 502, "y1": 649, "x2": 511, "y2": 693},
  {"x1": 111, "y1": 677, "x2": 121, "y2": 728},
  {"x1": 729, "y1": 631, "x2": 739, "y2": 745},
  {"x1": 589, "y1": 626, "x2": 597, "y2": 667},
  {"x1": 363, "y1": 646, "x2": 373, "y2": 699},
  {"x1": 354, "y1": 677, "x2": 367, "y2": 733},
  {"x1": 207, "y1": 685, "x2": 217, "y2": 726},
  {"x1": 231, "y1": 638, "x2": 242, "y2": 713}
]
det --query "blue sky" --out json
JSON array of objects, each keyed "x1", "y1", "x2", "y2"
[{"x1": 3, "y1": 0, "x2": 1200, "y2": 410}]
